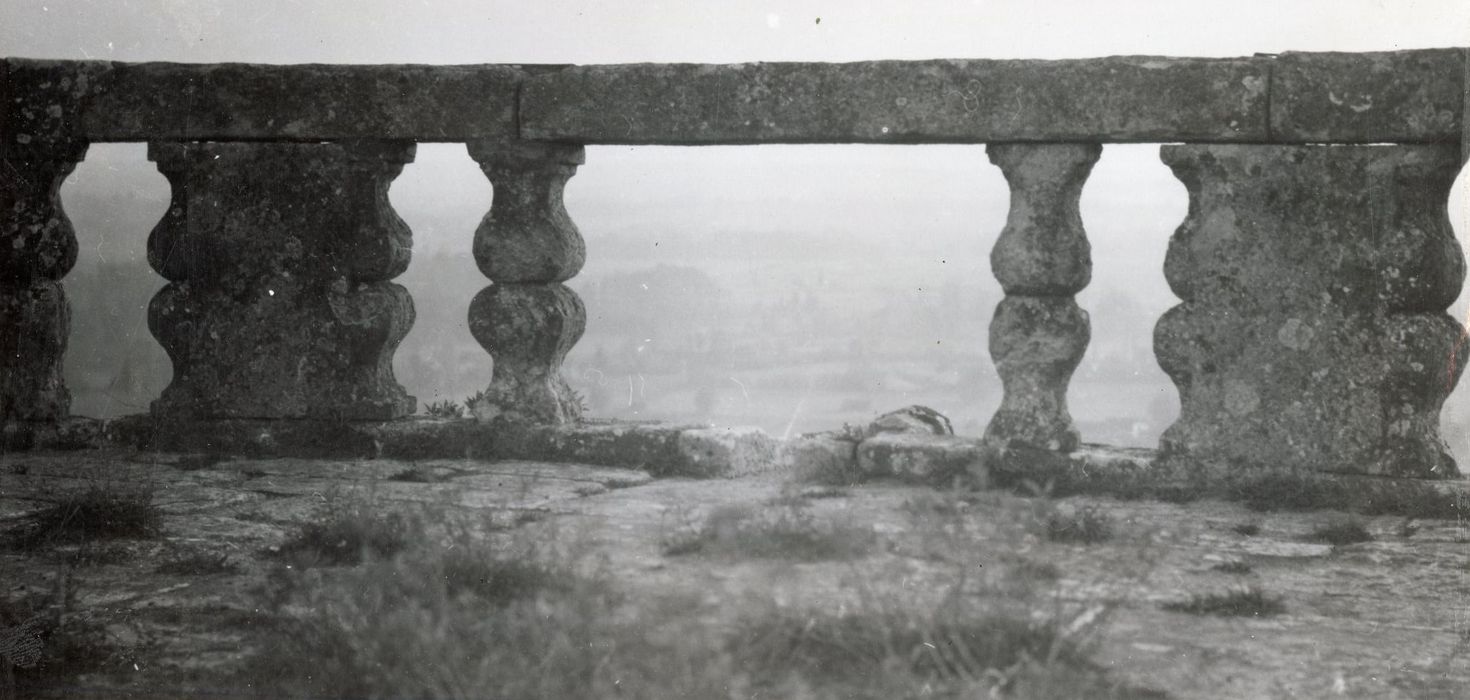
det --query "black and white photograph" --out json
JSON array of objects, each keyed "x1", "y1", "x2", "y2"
[{"x1": 2, "y1": 1, "x2": 1469, "y2": 697}]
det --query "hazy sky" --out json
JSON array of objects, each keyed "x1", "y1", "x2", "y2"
[{"x1": 4, "y1": 0, "x2": 1469, "y2": 63}]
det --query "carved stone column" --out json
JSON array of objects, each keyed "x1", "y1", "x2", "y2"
[
  {"x1": 1156, "y1": 144, "x2": 1466, "y2": 477},
  {"x1": 1, "y1": 140, "x2": 87, "y2": 423},
  {"x1": 146, "y1": 141, "x2": 416, "y2": 420},
  {"x1": 466, "y1": 139, "x2": 586, "y2": 424},
  {"x1": 983, "y1": 144, "x2": 1100, "y2": 452}
]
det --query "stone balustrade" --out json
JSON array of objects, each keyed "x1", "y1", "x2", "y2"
[{"x1": 2, "y1": 49, "x2": 1467, "y2": 478}]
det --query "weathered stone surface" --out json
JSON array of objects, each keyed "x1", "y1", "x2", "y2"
[
  {"x1": 983, "y1": 144, "x2": 1097, "y2": 453},
  {"x1": 1156, "y1": 144, "x2": 1466, "y2": 477},
  {"x1": 1271, "y1": 49, "x2": 1465, "y2": 143},
  {"x1": 462, "y1": 139, "x2": 589, "y2": 426},
  {"x1": 3, "y1": 58, "x2": 527, "y2": 142},
  {"x1": 856, "y1": 433, "x2": 992, "y2": 486},
  {"x1": 7, "y1": 51, "x2": 1465, "y2": 147},
  {"x1": 987, "y1": 144, "x2": 1098, "y2": 296},
  {"x1": 1, "y1": 140, "x2": 86, "y2": 424},
  {"x1": 780, "y1": 434, "x2": 861, "y2": 484},
  {"x1": 466, "y1": 140, "x2": 586, "y2": 283},
  {"x1": 482, "y1": 420, "x2": 777, "y2": 477},
  {"x1": 0, "y1": 141, "x2": 86, "y2": 285},
  {"x1": 2, "y1": 60, "x2": 109, "y2": 144},
  {"x1": 146, "y1": 141, "x2": 417, "y2": 420},
  {"x1": 468, "y1": 283, "x2": 585, "y2": 425},
  {"x1": 522, "y1": 57, "x2": 1271, "y2": 144},
  {"x1": 986, "y1": 298, "x2": 1090, "y2": 452},
  {"x1": 675, "y1": 426, "x2": 779, "y2": 477},
  {"x1": 106, "y1": 415, "x2": 776, "y2": 478},
  {"x1": 0, "y1": 282, "x2": 69, "y2": 422}
]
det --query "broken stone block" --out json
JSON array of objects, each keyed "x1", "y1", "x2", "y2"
[
  {"x1": 866, "y1": 405, "x2": 954, "y2": 437},
  {"x1": 856, "y1": 433, "x2": 992, "y2": 487},
  {"x1": 781, "y1": 434, "x2": 861, "y2": 485},
  {"x1": 676, "y1": 426, "x2": 780, "y2": 478}
]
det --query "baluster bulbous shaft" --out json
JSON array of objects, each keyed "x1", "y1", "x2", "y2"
[
  {"x1": 1, "y1": 141, "x2": 87, "y2": 423},
  {"x1": 983, "y1": 143, "x2": 1100, "y2": 452},
  {"x1": 146, "y1": 140, "x2": 417, "y2": 420},
  {"x1": 466, "y1": 140, "x2": 587, "y2": 424}
]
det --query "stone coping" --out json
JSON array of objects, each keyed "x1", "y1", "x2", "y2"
[{"x1": 4, "y1": 49, "x2": 1465, "y2": 144}]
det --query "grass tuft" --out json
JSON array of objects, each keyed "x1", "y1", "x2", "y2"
[
  {"x1": 1305, "y1": 518, "x2": 1373, "y2": 546},
  {"x1": 241, "y1": 516, "x2": 736, "y2": 700},
  {"x1": 660, "y1": 500, "x2": 874, "y2": 561},
  {"x1": 423, "y1": 400, "x2": 464, "y2": 418},
  {"x1": 1045, "y1": 505, "x2": 1114, "y2": 545},
  {"x1": 736, "y1": 607, "x2": 1084, "y2": 686},
  {"x1": 270, "y1": 494, "x2": 413, "y2": 567},
  {"x1": 5, "y1": 486, "x2": 162, "y2": 550},
  {"x1": 1161, "y1": 587, "x2": 1284, "y2": 617}
]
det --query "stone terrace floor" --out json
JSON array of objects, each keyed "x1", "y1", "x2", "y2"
[{"x1": 3, "y1": 448, "x2": 1470, "y2": 699}]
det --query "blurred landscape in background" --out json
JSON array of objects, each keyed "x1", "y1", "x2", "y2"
[{"x1": 59, "y1": 142, "x2": 1470, "y2": 456}]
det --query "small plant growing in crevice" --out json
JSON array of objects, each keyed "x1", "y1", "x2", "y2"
[
  {"x1": 566, "y1": 387, "x2": 591, "y2": 415},
  {"x1": 423, "y1": 400, "x2": 464, "y2": 418},
  {"x1": 1211, "y1": 560, "x2": 1252, "y2": 575},
  {"x1": 1161, "y1": 587, "x2": 1284, "y2": 617},
  {"x1": 269, "y1": 494, "x2": 413, "y2": 567},
  {"x1": 5, "y1": 485, "x2": 163, "y2": 551},
  {"x1": 1305, "y1": 518, "x2": 1373, "y2": 546},
  {"x1": 1045, "y1": 505, "x2": 1114, "y2": 545}
]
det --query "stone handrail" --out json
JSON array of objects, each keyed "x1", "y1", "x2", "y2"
[{"x1": 3, "y1": 49, "x2": 1468, "y2": 478}]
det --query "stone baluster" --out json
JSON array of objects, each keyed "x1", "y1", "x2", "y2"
[
  {"x1": 466, "y1": 139, "x2": 587, "y2": 424},
  {"x1": 1, "y1": 140, "x2": 88, "y2": 425},
  {"x1": 146, "y1": 141, "x2": 417, "y2": 420},
  {"x1": 1156, "y1": 144, "x2": 1466, "y2": 477},
  {"x1": 983, "y1": 143, "x2": 1101, "y2": 452}
]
